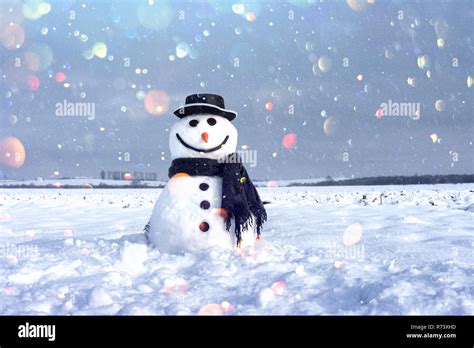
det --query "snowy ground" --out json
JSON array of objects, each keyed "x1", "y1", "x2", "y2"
[{"x1": 0, "y1": 184, "x2": 473, "y2": 315}]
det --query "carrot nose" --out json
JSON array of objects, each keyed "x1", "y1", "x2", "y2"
[{"x1": 201, "y1": 132, "x2": 209, "y2": 143}]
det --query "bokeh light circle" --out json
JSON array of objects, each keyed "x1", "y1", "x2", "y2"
[
  {"x1": 0, "y1": 23, "x2": 25, "y2": 50},
  {"x1": 323, "y1": 117, "x2": 338, "y2": 135},
  {"x1": 24, "y1": 43, "x2": 53, "y2": 71},
  {"x1": 435, "y1": 99, "x2": 445, "y2": 112},
  {"x1": 144, "y1": 90, "x2": 170, "y2": 115},
  {"x1": 282, "y1": 133, "x2": 297, "y2": 150},
  {"x1": 0, "y1": 136, "x2": 26, "y2": 168}
]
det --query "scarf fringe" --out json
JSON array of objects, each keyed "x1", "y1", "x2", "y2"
[{"x1": 225, "y1": 205, "x2": 267, "y2": 246}]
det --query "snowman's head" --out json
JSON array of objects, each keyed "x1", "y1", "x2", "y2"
[
  {"x1": 169, "y1": 114, "x2": 238, "y2": 160},
  {"x1": 169, "y1": 94, "x2": 238, "y2": 160}
]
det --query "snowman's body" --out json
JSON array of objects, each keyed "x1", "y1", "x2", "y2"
[
  {"x1": 147, "y1": 175, "x2": 256, "y2": 253},
  {"x1": 145, "y1": 105, "x2": 260, "y2": 254}
]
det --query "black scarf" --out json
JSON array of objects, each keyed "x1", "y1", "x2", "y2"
[{"x1": 168, "y1": 154, "x2": 267, "y2": 246}]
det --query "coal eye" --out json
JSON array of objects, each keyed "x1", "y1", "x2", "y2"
[
  {"x1": 189, "y1": 119, "x2": 199, "y2": 127},
  {"x1": 207, "y1": 118, "x2": 217, "y2": 126}
]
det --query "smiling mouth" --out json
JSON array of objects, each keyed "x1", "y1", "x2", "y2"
[{"x1": 176, "y1": 133, "x2": 229, "y2": 153}]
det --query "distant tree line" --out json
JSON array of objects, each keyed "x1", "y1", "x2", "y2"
[
  {"x1": 289, "y1": 174, "x2": 474, "y2": 187},
  {"x1": 1, "y1": 174, "x2": 473, "y2": 189}
]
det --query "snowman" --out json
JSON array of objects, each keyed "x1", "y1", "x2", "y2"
[{"x1": 145, "y1": 94, "x2": 267, "y2": 254}]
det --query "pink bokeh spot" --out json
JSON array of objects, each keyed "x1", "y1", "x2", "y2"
[
  {"x1": 27, "y1": 75, "x2": 40, "y2": 91},
  {"x1": 55, "y1": 72, "x2": 66, "y2": 83},
  {"x1": 282, "y1": 133, "x2": 297, "y2": 149},
  {"x1": 271, "y1": 280, "x2": 286, "y2": 295}
]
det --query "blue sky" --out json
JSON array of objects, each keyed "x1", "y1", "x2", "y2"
[{"x1": 1, "y1": 0, "x2": 472, "y2": 180}]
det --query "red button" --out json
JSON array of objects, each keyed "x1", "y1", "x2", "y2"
[{"x1": 199, "y1": 222, "x2": 210, "y2": 232}]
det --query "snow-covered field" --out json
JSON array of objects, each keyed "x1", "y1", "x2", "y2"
[{"x1": 0, "y1": 184, "x2": 473, "y2": 315}]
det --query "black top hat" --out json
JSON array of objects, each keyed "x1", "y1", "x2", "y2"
[{"x1": 173, "y1": 94, "x2": 237, "y2": 121}]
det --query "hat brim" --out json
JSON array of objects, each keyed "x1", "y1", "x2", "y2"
[{"x1": 173, "y1": 103, "x2": 237, "y2": 121}]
